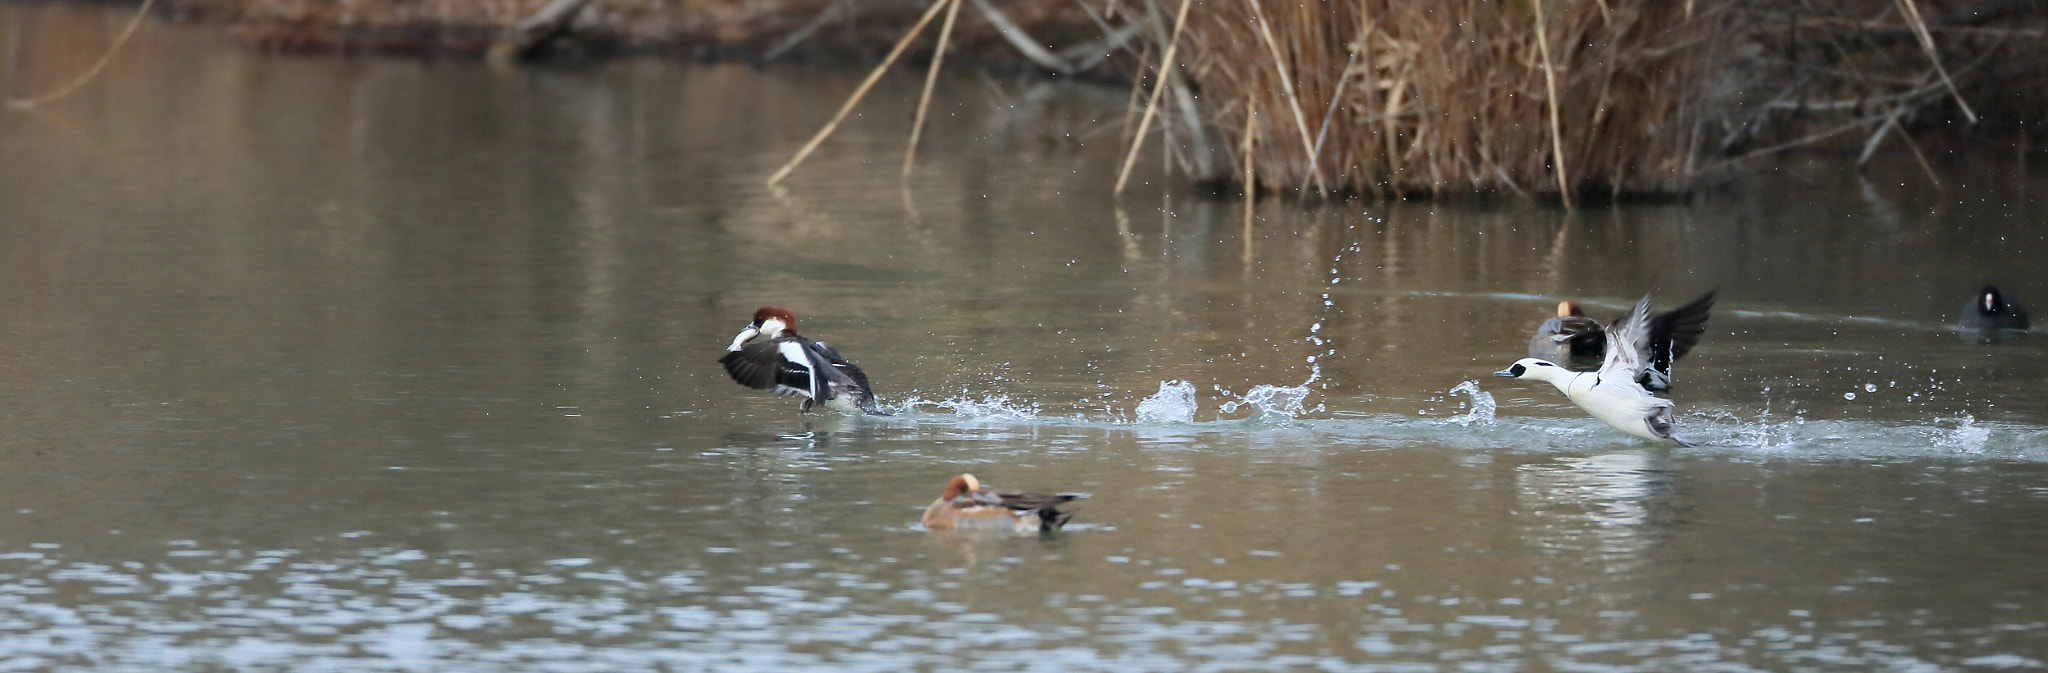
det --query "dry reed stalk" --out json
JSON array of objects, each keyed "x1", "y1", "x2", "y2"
[
  {"x1": 905, "y1": 0, "x2": 965, "y2": 177},
  {"x1": 1242, "y1": 0, "x2": 1324, "y2": 194},
  {"x1": 766, "y1": 0, "x2": 953, "y2": 187},
  {"x1": 1155, "y1": 0, "x2": 1727, "y2": 197},
  {"x1": 1112, "y1": 0, "x2": 1193, "y2": 195},
  {"x1": 8, "y1": 0, "x2": 159, "y2": 110},
  {"x1": 1892, "y1": 0, "x2": 1977, "y2": 123},
  {"x1": 1530, "y1": 0, "x2": 1573, "y2": 207}
]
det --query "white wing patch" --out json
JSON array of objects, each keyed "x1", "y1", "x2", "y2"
[
  {"x1": 776, "y1": 340, "x2": 820, "y2": 400},
  {"x1": 1599, "y1": 295, "x2": 1654, "y2": 382}
]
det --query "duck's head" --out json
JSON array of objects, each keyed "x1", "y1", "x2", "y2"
[
  {"x1": 1557, "y1": 301, "x2": 1585, "y2": 318},
  {"x1": 1495, "y1": 357, "x2": 1568, "y2": 382},
  {"x1": 727, "y1": 306, "x2": 798, "y2": 351},
  {"x1": 940, "y1": 474, "x2": 981, "y2": 499},
  {"x1": 751, "y1": 306, "x2": 799, "y2": 337},
  {"x1": 1978, "y1": 285, "x2": 2009, "y2": 315}
]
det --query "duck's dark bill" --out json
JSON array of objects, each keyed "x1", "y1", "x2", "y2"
[{"x1": 1494, "y1": 365, "x2": 1524, "y2": 378}]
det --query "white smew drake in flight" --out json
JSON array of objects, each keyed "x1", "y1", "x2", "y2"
[
  {"x1": 1498, "y1": 295, "x2": 1697, "y2": 446},
  {"x1": 1527, "y1": 290, "x2": 1714, "y2": 391},
  {"x1": 718, "y1": 306, "x2": 887, "y2": 415}
]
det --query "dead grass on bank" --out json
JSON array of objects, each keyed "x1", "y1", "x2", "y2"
[
  {"x1": 1121, "y1": 0, "x2": 2044, "y2": 200},
  {"x1": 1146, "y1": 0, "x2": 1726, "y2": 200},
  {"x1": 149, "y1": 0, "x2": 2047, "y2": 199}
]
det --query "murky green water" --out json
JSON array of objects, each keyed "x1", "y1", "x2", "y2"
[{"x1": 1, "y1": 5, "x2": 2044, "y2": 670}]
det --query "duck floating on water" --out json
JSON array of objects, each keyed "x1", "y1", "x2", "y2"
[
  {"x1": 921, "y1": 474, "x2": 1082, "y2": 534},
  {"x1": 1529, "y1": 290, "x2": 1715, "y2": 391},
  {"x1": 1500, "y1": 295, "x2": 1698, "y2": 447},
  {"x1": 1962, "y1": 284, "x2": 2029, "y2": 334},
  {"x1": 719, "y1": 306, "x2": 887, "y2": 415}
]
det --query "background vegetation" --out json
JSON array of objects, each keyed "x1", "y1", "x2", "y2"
[{"x1": 166, "y1": 0, "x2": 2046, "y2": 199}]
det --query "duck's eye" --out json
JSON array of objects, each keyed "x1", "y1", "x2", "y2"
[{"x1": 1509, "y1": 364, "x2": 1527, "y2": 376}]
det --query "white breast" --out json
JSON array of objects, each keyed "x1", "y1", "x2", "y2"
[{"x1": 1557, "y1": 373, "x2": 1664, "y2": 441}]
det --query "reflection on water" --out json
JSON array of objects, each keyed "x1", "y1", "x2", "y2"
[
  {"x1": 1515, "y1": 452, "x2": 1671, "y2": 578},
  {"x1": 1, "y1": 4, "x2": 2046, "y2": 671}
]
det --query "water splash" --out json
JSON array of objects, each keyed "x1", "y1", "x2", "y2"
[
  {"x1": 1134, "y1": 380, "x2": 1198, "y2": 424},
  {"x1": 1926, "y1": 414, "x2": 1990, "y2": 453},
  {"x1": 1218, "y1": 384, "x2": 1320, "y2": 423},
  {"x1": 1441, "y1": 380, "x2": 1496, "y2": 427},
  {"x1": 894, "y1": 393, "x2": 1042, "y2": 421}
]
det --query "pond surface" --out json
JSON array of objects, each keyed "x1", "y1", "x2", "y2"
[{"x1": 1, "y1": 5, "x2": 2045, "y2": 671}]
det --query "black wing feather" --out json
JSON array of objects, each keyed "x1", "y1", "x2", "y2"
[
  {"x1": 1649, "y1": 290, "x2": 1716, "y2": 365},
  {"x1": 995, "y1": 491, "x2": 1083, "y2": 532},
  {"x1": 721, "y1": 336, "x2": 887, "y2": 415},
  {"x1": 718, "y1": 343, "x2": 786, "y2": 392}
]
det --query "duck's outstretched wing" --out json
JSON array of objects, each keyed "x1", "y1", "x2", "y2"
[
  {"x1": 1601, "y1": 295, "x2": 1655, "y2": 383},
  {"x1": 718, "y1": 341, "x2": 799, "y2": 393},
  {"x1": 719, "y1": 338, "x2": 862, "y2": 405},
  {"x1": 1639, "y1": 290, "x2": 1715, "y2": 390}
]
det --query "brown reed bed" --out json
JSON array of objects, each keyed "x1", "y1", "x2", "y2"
[
  {"x1": 1163, "y1": 0, "x2": 1722, "y2": 202},
  {"x1": 171, "y1": 0, "x2": 1095, "y2": 62},
  {"x1": 143, "y1": 0, "x2": 2048, "y2": 199},
  {"x1": 1123, "y1": 0, "x2": 2043, "y2": 200}
]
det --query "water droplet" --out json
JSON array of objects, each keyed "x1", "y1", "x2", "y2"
[
  {"x1": 1864, "y1": 383, "x2": 1877, "y2": 393},
  {"x1": 1844, "y1": 392, "x2": 1857, "y2": 400}
]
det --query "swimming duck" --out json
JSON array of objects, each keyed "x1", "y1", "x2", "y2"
[
  {"x1": 1963, "y1": 285, "x2": 2029, "y2": 332},
  {"x1": 1528, "y1": 290, "x2": 1715, "y2": 391},
  {"x1": 921, "y1": 474, "x2": 1082, "y2": 534},
  {"x1": 1499, "y1": 295, "x2": 1698, "y2": 447},
  {"x1": 718, "y1": 306, "x2": 886, "y2": 415}
]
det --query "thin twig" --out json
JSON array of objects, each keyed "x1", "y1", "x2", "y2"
[
  {"x1": 1244, "y1": 0, "x2": 1327, "y2": 194},
  {"x1": 1244, "y1": 93, "x2": 1258, "y2": 202},
  {"x1": 1117, "y1": 42, "x2": 1152, "y2": 146},
  {"x1": 1895, "y1": 117, "x2": 1943, "y2": 191},
  {"x1": 494, "y1": 0, "x2": 595, "y2": 61},
  {"x1": 905, "y1": 0, "x2": 964, "y2": 177},
  {"x1": 767, "y1": 0, "x2": 953, "y2": 187},
  {"x1": 9, "y1": 0, "x2": 159, "y2": 110},
  {"x1": 970, "y1": 0, "x2": 1074, "y2": 73},
  {"x1": 1696, "y1": 113, "x2": 1889, "y2": 173},
  {"x1": 1242, "y1": 94, "x2": 1256, "y2": 262},
  {"x1": 1532, "y1": 0, "x2": 1574, "y2": 208},
  {"x1": 1857, "y1": 108, "x2": 1901, "y2": 167},
  {"x1": 1166, "y1": 68, "x2": 1214, "y2": 177},
  {"x1": 762, "y1": 0, "x2": 853, "y2": 62},
  {"x1": 1060, "y1": 24, "x2": 1141, "y2": 72},
  {"x1": 1307, "y1": 46, "x2": 1363, "y2": 189},
  {"x1": 1893, "y1": 0, "x2": 1979, "y2": 124},
  {"x1": 1114, "y1": 0, "x2": 1193, "y2": 196}
]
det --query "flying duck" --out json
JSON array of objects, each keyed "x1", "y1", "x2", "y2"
[
  {"x1": 921, "y1": 474, "x2": 1082, "y2": 534},
  {"x1": 1499, "y1": 295, "x2": 1698, "y2": 446},
  {"x1": 718, "y1": 306, "x2": 886, "y2": 415},
  {"x1": 1529, "y1": 290, "x2": 1715, "y2": 391}
]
